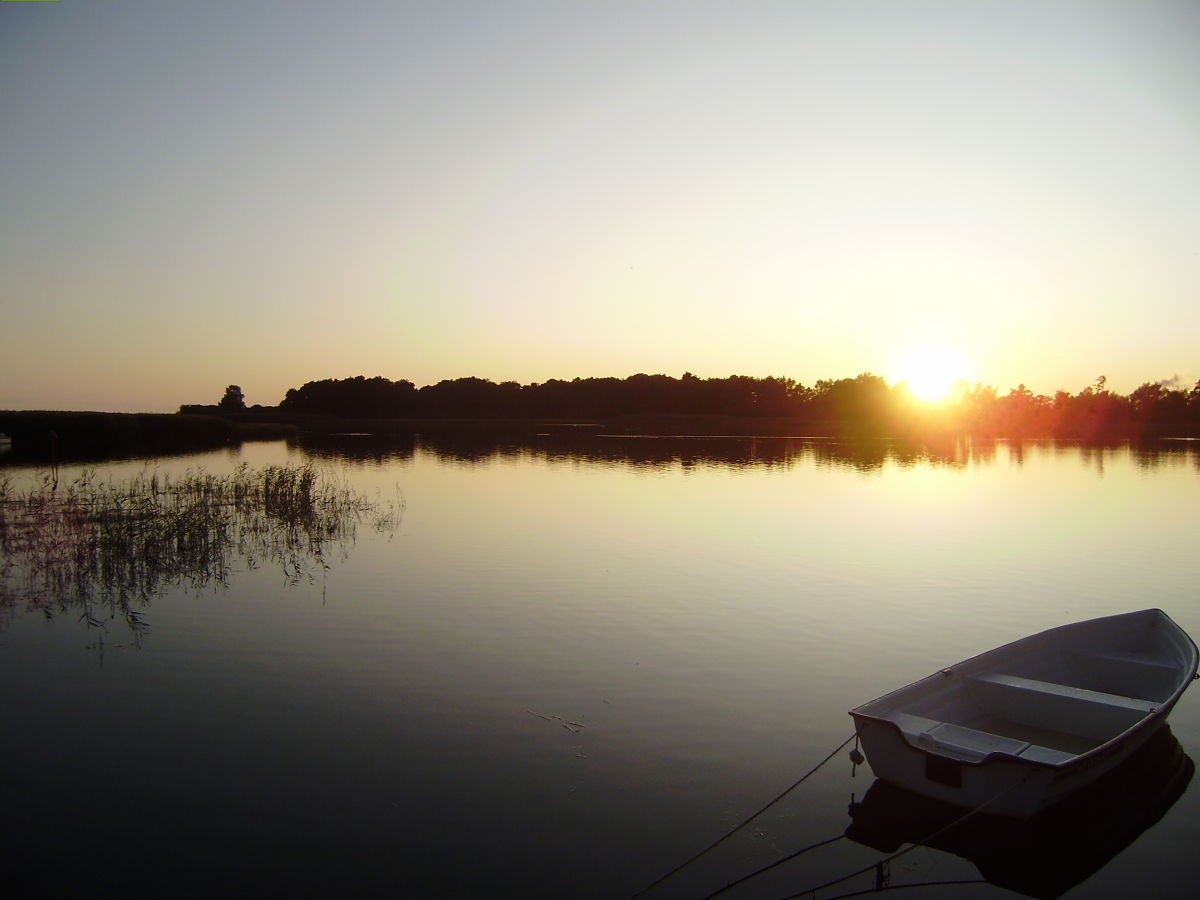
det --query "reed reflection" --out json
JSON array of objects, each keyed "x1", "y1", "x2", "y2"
[{"x1": 0, "y1": 463, "x2": 400, "y2": 642}]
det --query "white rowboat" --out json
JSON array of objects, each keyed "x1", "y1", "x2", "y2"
[{"x1": 849, "y1": 609, "x2": 1198, "y2": 819}]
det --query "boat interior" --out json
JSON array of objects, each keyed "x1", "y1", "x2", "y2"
[{"x1": 864, "y1": 612, "x2": 1195, "y2": 765}]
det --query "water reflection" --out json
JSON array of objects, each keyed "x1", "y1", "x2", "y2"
[
  {"x1": 4, "y1": 427, "x2": 1194, "y2": 475},
  {"x1": 410, "y1": 432, "x2": 976, "y2": 471},
  {"x1": 1, "y1": 436, "x2": 1196, "y2": 898},
  {"x1": 299, "y1": 431, "x2": 417, "y2": 464},
  {"x1": 845, "y1": 725, "x2": 1193, "y2": 898},
  {"x1": 295, "y1": 430, "x2": 1200, "y2": 474}
]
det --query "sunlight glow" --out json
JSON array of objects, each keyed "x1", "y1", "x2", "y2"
[{"x1": 896, "y1": 347, "x2": 969, "y2": 403}]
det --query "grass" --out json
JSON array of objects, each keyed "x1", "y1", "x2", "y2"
[{"x1": 0, "y1": 463, "x2": 401, "y2": 644}]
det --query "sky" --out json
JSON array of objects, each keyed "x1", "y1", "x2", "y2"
[{"x1": 1, "y1": 0, "x2": 1197, "y2": 412}]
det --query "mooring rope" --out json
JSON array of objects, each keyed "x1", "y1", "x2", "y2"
[
  {"x1": 819, "y1": 878, "x2": 989, "y2": 899},
  {"x1": 628, "y1": 732, "x2": 857, "y2": 899},
  {"x1": 699, "y1": 834, "x2": 846, "y2": 900},
  {"x1": 776, "y1": 770, "x2": 1033, "y2": 900}
]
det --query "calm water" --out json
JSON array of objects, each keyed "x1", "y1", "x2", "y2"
[{"x1": 3, "y1": 435, "x2": 1198, "y2": 899}]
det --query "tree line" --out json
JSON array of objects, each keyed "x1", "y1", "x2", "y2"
[{"x1": 179, "y1": 372, "x2": 1200, "y2": 438}]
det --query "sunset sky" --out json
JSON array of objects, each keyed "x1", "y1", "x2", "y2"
[{"x1": 2, "y1": 1, "x2": 1197, "y2": 412}]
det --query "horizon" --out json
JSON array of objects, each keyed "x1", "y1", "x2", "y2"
[
  {"x1": 3, "y1": 1, "x2": 1198, "y2": 413},
  {"x1": 7, "y1": 366, "x2": 1196, "y2": 417}
]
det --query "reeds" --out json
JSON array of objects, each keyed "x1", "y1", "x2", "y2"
[{"x1": 0, "y1": 463, "x2": 400, "y2": 642}]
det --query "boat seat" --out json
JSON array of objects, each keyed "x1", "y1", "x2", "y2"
[
  {"x1": 1017, "y1": 744, "x2": 1076, "y2": 765},
  {"x1": 889, "y1": 713, "x2": 1027, "y2": 762},
  {"x1": 1066, "y1": 649, "x2": 1179, "y2": 702},
  {"x1": 886, "y1": 712, "x2": 1076, "y2": 764},
  {"x1": 968, "y1": 673, "x2": 1157, "y2": 742},
  {"x1": 889, "y1": 712, "x2": 943, "y2": 738}
]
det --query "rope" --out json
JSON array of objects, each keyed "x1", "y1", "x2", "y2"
[
  {"x1": 699, "y1": 834, "x2": 846, "y2": 900},
  {"x1": 820, "y1": 878, "x2": 990, "y2": 899},
  {"x1": 629, "y1": 732, "x2": 857, "y2": 899},
  {"x1": 776, "y1": 770, "x2": 1033, "y2": 900}
]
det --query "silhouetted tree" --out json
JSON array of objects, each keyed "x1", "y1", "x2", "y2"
[
  {"x1": 219, "y1": 385, "x2": 246, "y2": 411},
  {"x1": 280, "y1": 376, "x2": 416, "y2": 416},
  {"x1": 268, "y1": 371, "x2": 1200, "y2": 438}
]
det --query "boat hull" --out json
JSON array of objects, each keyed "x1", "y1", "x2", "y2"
[{"x1": 852, "y1": 711, "x2": 1168, "y2": 819}]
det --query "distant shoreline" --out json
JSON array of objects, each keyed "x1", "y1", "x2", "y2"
[
  {"x1": 2, "y1": 407, "x2": 1197, "y2": 467},
  {"x1": 0, "y1": 410, "x2": 296, "y2": 464}
]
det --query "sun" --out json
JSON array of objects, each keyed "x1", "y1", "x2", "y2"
[{"x1": 896, "y1": 347, "x2": 969, "y2": 402}]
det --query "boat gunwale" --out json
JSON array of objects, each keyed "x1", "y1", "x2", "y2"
[{"x1": 849, "y1": 608, "x2": 1199, "y2": 773}]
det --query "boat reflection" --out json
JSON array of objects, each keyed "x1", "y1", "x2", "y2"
[{"x1": 845, "y1": 725, "x2": 1193, "y2": 899}]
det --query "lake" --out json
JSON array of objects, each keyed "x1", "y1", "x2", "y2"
[{"x1": 2, "y1": 434, "x2": 1198, "y2": 899}]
